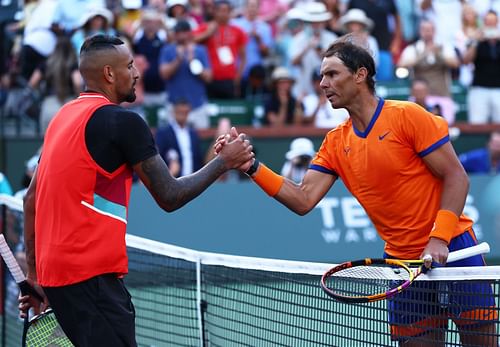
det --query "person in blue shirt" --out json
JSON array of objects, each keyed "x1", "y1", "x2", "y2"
[
  {"x1": 232, "y1": 0, "x2": 274, "y2": 93},
  {"x1": 159, "y1": 19, "x2": 212, "y2": 129},
  {"x1": 459, "y1": 132, "x2": 500, "y2": 174}
]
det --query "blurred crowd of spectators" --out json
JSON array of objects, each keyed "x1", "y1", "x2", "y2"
[
  {"x1": 2, "y1": 0, "x2": 500, "y2": 132},
  {"x1": 1, "y1": 0, "x2": 500, "y2": 185}
]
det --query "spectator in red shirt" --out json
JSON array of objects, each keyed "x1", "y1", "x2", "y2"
[{"x1": 194, "y1": 0, "x2": 247, "y2": 99}]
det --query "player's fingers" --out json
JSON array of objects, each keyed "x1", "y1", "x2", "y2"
[
  {"x1": 18, "y1": 294, "x2": 29, "y2": 302},
  {"x1": 422, "y1": 254, "x2": 433, "y2": 269},
  {"x1": 230, "y1": 127, "x2": 239, "y2": 139}
]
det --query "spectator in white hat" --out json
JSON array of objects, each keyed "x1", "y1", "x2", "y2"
[
  {"x1": 347, "y1": 0, "x2": 402, "y2": 81},
  {"x1": 339, "y1": 8, "x2": 379, "y2": 67},
  {"x1": 264, "y1": 66, "x2": 303, "y2": 127},
  {"x1": 166, "y1": 0, "x2": 199, "y2": 35},
  {"x1": 301, "y1": 68, "x2": 349, "y2": 128},
  {"x1": 281, "y1": 137, "x2": 316, "y2": 183},
  {"x1": 290, "y1": 2, "x2": 337, "y2": 97},
  {"x1": 51, "y1": 0, "x2": 106, "y2": 35},
  {"x1": 71, "y1": 7, "x2": 115, "y2": 55}
]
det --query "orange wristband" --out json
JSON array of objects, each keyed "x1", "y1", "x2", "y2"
[
  {"x1": 252, "y1": 162, "x2": 285, "y2": 197},
  {"x1": 429, "y1": 209, "x2": 459, "y2": 244}
]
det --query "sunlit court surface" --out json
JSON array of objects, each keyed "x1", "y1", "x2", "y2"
[{"x1": 1, "y1": 195, "x2": 500, "y2": 346}]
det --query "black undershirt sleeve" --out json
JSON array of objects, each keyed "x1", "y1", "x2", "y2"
[{"x1": 85, "y1": 105, "x2": 158, "y2": 173}]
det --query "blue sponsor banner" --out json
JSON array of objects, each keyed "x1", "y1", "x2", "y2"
[{"x1": 128, "y1": 176, "x2": 500, "y2": 262}]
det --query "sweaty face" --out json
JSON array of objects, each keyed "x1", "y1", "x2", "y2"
[
  {"x1": 319, "y1": 55, "x2": 357, "y2": 109},
  {"x1": 114, "y1": 45, "x2": 139, "y2": 103}
]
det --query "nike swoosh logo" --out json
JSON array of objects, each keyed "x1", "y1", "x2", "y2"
[{"x1": 379, "y1": 131, "x2": 391, "y2": 140}]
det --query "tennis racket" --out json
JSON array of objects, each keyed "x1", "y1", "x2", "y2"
[
  {"x1": 320, "y1": 242, "x2": 490, "y2": 303},
  {"x1": 0, "y1": 234, "x2": 73, "y2": 346}
]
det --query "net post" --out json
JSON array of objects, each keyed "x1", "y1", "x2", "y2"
[{"x1": 196, "y1": 259, "x2": 206, "y2": 347}]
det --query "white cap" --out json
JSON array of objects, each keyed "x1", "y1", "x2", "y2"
[
  {"x1": 286, "y1": 7, "x2": 303, "y2": 21},
  {"x1": 79, "y1": 6, "x2": 114, "y2": 27},
  {"x1": 122, "y1": 0, "x2": 142, "y2": 10},
  {"x1": 286, "y1": 138, "x2": 316, "y2": 160},
  {"x1": 340, "y1": 8, "x2": 374, "y2": 32},
  {"x1": 167, "y1": 0, "x2": 188, "y2": 9},
  {"x1": 301, "y1": 2, "x2": 332, "y2": 23},
  {"x1": 271, "y1": 66, "x2": 295, "y2": 82}
]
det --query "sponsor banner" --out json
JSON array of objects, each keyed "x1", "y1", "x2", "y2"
[{"x1": 128, "y1": 176, "x2": 500, "y2": 262}]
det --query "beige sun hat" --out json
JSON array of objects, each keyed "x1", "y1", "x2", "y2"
[
  {"x1": 301, "y1": 2, "x2": 332, "y2": 23},
  {"x1": 340, "y1": 8, "x2": 374, "y2": 32},
  {"x1": 79, "y1": 7, "x2": 114, "y2": 27},
  {"x1": 271, "y1": 67, "x2": 295, "y2": 82},
  {"x1": 286, "y1": 7, "x2": 304, "y2": 21}
]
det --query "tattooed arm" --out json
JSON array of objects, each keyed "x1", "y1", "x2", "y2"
[
  {"x1": 134, "y1": 154, "x2": 227, "y2": 212},
  {"x1": 134, "y1": 132, "x2": 253, "y2": 212}
]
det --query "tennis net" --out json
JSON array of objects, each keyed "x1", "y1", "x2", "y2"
[{"x1": 1, "y1": 194, "x2": 500, "y2": 346}]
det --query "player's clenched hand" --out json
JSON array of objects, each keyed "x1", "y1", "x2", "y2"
[
  {"x1": 18, "y1": 279, "x2": 49, "y2": 318},
  {"x1": 218, "y1": 129, "x2": 254, "y2": 170},
  {"x1": 420, "y1": 237, "x2": 449, "y2": 268},
  {"x1": 213, "y1": 127, "x2": 240, "y2": 155}
]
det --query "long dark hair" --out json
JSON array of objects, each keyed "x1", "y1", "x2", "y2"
[{"x1": 45, "y1": 36, "x2": 78, "y2": 102}]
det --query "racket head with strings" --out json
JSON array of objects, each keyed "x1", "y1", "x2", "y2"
[
  {"x1": 0, "y1": 234, "x2": 73, "y2": 346},
  {"x1": 321, "y1": 242, "x2": 491, "y2": 303},
  {"x1": 320, "y1": 258, "x2": 418, "y2": 303},
  {"x1": 24, "y1": 308, "x2": 74, "y2": 347}
]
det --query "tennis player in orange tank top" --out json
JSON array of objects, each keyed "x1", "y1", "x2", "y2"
[{"x1": 215, "y1": 35, "x2": 497, "y2": 346}]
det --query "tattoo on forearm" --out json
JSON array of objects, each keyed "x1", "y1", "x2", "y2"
[{"x1": 140, "y1": 155, "x2": 227, "y2": 211}]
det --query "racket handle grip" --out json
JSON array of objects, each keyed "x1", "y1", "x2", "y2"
[
  {"x1": 18, "y1": 280, "x2": 44, "y2": 302},
  {"x1": 447, "y1": 242, "x2": 490, "y2": 263}
]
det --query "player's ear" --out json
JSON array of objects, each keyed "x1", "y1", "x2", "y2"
[
  {"x1": 103, "y1": 65, "x2": 114, "y2": 83},
  {"x1": 354, "y1": 67, "x2": 368, "y2": 84}
]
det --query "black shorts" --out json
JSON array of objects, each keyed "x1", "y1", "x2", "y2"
[{"x1": 43, "y1": 274, "x2": 136, "y2": 347}]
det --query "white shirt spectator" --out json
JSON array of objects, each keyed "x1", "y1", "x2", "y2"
[
  {"x1": 290, "y1": 28, "x2": 337, "y2": 97},
  {"x1": 23, "y1": 0, "x2": 59, "y2": 57},
  {"x1": 303, "y1": 94, "x2": 349, "y2": 128},
  {"x1": 171, "y1": 121, "x2": 194, "y2": 176}
]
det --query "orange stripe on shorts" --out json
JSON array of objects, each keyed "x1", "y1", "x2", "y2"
[
  {"x1": 453, "y1": 307, "x2": 498, "y2": 326},
  {"x1": 391, "y1": 316, "x2": 447, "y2": 338}
]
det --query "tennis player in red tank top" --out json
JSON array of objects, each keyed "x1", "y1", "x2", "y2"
[{"x1": 19, "y1": 34, "x2": 254, "y2": 346}]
